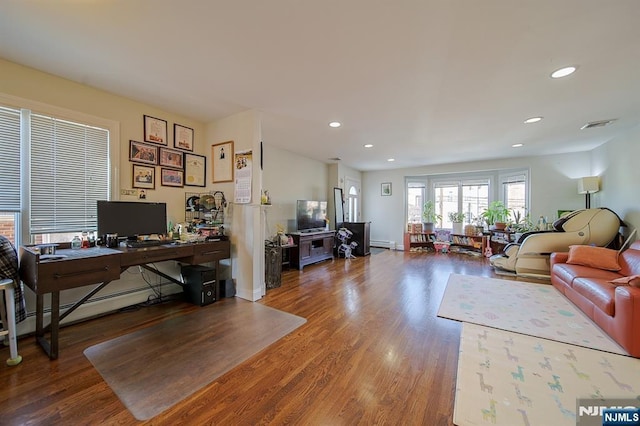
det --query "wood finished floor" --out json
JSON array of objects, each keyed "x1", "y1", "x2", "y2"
[{"x1": 0, "y1": 249, "x2": 540, "y2": 425}]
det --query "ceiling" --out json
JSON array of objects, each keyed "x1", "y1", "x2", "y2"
[{"x1": 1, "y1": 1, "x2": 639, "y2": 172}]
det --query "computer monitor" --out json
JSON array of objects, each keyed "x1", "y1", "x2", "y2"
[{"x1": 97, "y1": 200, "x2": 167, "y2": 239}]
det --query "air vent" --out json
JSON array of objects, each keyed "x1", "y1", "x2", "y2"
[{"x1": 580, "y1": 119, "x2": 617, "y2": 130}]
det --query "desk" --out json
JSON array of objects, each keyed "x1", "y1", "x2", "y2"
[{"x1": 19, "y1": 240, "x2": 230, "y2": 359}]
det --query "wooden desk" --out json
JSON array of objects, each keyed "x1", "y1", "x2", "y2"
[{"x1": 19, "y1": 240, "x2": 230, "y2": 359}]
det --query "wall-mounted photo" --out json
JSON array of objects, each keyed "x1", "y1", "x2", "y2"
[
  {"x1": 159, "y1": 147, "x2": 184, "y2": 169},
  {"x1": 161, "y1": 168, "x2": 184, "y2": 187},
  {"x1": 132, "y1": 164, "x2": 155, "y2": 189},
  {"x1": 381, "y1": 182, "x2": 392, "y2": 196},
  {"x1": 174, "y1": 123, "x2": 194, "y2": 151},
  {"x1": 184, "y1": 153, "x2": 206, "y2": 187},
  {"x1": 144, "y1": 115, "x2": 168, "y2": 145},
  {"x1": 129, "y1": 140, "x2": 158, "y2": 165},
  {"x1": 212, "y1": 140, "x2": 234, "y2": 183}
]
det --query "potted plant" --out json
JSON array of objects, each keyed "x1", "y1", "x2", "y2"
[
  {"x1": 422, "y1": 200, "x2": 441, "y2": 233},
  {"x1": 481, "y1": 201, "x2": 511, "y2": 230},
  {"x1": 448, "y1": 211, "x2": 466, "y2": 235}
]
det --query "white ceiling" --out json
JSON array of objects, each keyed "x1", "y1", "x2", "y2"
[{"x1": 1, "y1": 0, "x2": 639, "y2": 171}]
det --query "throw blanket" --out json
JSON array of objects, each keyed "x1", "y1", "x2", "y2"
[{"x1": 0, "y1": 235, "x2": 27, "y2": 323}]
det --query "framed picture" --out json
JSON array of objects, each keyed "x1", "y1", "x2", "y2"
[
  {"x1": 381, "y1": 182, "x2": 392, "y2": 196},
  {"x1": 184, "y1": 153, "x2": 206, "y2": 187},
  {"x1": 132, "y1": 164, "x2": 155, "y2": 189},
  {"x1": 212, "y1": 140, "x2": 234, "y2": 183},
  {"x1": 174, "y1": 123, "x2": 194, "y2": 151},
  {"x1": 159, "y1": 147, "x2": 184, "y2": 169},
  {"x1": 161, "y1": 168, "x2": 184, "y2": 187},
  {"x1": 129, "y1": 140, "x2": 158, "y2": 165},
  {"x1": 144, "y1": 115, "x2": 168, "y2": 145}
]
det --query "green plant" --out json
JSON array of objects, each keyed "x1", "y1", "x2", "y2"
[
  {"x1": 422, "y1": 200, "x2": 442, "y2": 223},
  {"x1": 481, "y1": 201, "x2": 511, "y2": 226},
  {"x1": 448, "y1": 211, "x2": 466, "y2": 223},
  {"x1": 510, "y1": 214, "x2": 537, "y2": 233}
]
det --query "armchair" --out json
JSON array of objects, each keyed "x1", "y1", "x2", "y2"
[{"x1": 489, "y1": 208, "x2": 623, "y2": 279}]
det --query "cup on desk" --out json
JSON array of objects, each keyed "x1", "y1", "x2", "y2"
[{"x1": 106, "y1": 233, "x2": 119, "y2": 248}]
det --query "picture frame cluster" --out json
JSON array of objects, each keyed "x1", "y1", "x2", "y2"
[{"x1": 130, "y1": 115, "x2": 205, "y2": 189}]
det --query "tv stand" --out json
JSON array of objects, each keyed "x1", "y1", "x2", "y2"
[{"x1": 290, "y1": 230, "x2": 335, "y2": 270}]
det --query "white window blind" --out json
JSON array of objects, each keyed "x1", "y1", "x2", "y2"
[
  {"x1": 0, "y1": 106, "x2": 21, "y2": 211},
  {"x1": 30, "y1": 114, "x2": 109, "y2": 234}
]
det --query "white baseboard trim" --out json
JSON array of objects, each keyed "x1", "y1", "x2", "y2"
[{"x1": 16, "y1": 285, "x2": 183, "y2": 338}]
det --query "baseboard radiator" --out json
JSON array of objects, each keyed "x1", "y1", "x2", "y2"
[{"x1": 370, "y1": 239, "x2": 397, "y2": 250}]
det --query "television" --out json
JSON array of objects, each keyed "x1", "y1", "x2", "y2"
[
  {"x1": 296, "y1": 200, "x2": 328, "y2": 232},
  {"x1": 97, "y1": 200, "x2": 167, "y2": 239}
]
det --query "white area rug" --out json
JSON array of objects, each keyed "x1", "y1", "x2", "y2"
[
  {"x1": 438, "y1": 274, "x2": 626, "y2": 355},
  {"x1": 454, "y1": 323, "x2": 640, "y2": 426}
]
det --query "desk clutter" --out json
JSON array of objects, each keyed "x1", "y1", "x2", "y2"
[{"x1": 184, "y1": 191, "x2": 227, "y2": 239}]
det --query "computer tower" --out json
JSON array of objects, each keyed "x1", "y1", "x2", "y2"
[{"x1": 181, "y1": 265, "x2": 216, "y2": 306}]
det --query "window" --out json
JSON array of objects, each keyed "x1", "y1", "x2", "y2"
[
  {"x1": 0, "y1": 100, "x2": 115, "y2": 246},
  {"x1": 406, "y1": 169, "x2": 528, "y2": 230},
  {"x1": 434, "y1": 178, "x2": 489, "y2": 228},
  {"x1": 500, "y1": 171, "x2": 528, "y2": 222},
  {"x1": 0, "y1": 106, "x2": 22, "y2": 245},
  {"x1": 407, "y1": 181, "x2": 425, "y2": 223}
]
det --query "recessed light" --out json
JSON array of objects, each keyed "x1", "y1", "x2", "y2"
[
  {"x1": 364, "y1": 144, "x2": 373, "y2": 148},
  {"x1": 550, "y1": 66, "x2": 577, "y2": 79},
  {"x1": 328, "y1": 121, "x2": 341, "y2": 128},
  {"x1": 524, "y1": 117, "x2": 542, "y2": 124},
  {"x1": 387, "y1": 158, "x2": 395, "y2": 162},
  {"x1": 512, "y1": 143, "x2": 524, "y2": 148}
]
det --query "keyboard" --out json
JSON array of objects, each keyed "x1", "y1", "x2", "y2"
[{"x1": 125, "y1": 240, "x2": 167, "y2": 248}]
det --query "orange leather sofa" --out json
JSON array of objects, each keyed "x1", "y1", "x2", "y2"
[{"x1": 550, "y1": 241, "x2": 640, "y2": 358}]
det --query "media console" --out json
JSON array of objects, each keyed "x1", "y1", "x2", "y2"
[{"x1": 290, "y1": 230, "x2": 335, "y2": 270}]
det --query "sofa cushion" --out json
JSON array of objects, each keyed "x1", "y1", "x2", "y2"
[
  {"x1": 553, "y1": 262, "x2": 623, "y2": 286},
  {"x1": 619, "y1": 244, "x2": 640, "y2": 276},
  {"x1": 572, "y1": 278, "x2": 616, "y2": 316},
  {"x1": 610, "y1": 275, "x2": 640, "y2": 288},
  {"x1": 567, "y1": 245, "x2": 621, "y2": 271}
]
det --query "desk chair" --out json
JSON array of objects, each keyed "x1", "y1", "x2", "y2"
[{"x1": 0, "y1": 235, "x2": 23, "y2": 366}]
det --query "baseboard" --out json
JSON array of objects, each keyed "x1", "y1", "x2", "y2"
[{"x1": 15, "y1": 284, "x2": 183, "y2": 338}]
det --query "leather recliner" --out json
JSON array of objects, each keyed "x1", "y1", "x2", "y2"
[{"x1": 489, "y1": 208, "x2": 623, "y2": 278}]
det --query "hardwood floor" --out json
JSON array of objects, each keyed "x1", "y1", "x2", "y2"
[{"x1": 0, "y1": 250, "x2": 535, "y2": 425}]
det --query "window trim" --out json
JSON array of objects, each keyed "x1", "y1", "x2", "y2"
[{"x1": 0, "y1": 93, "x2": 120, "y2": 243}]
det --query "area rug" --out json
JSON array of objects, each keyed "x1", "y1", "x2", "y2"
[
  {"x1": 454, "y1": 323, "x2": 640, "y2": 426},
  {"x1": 84, "y1": 301, "x2": 306, "y2": 421},
  {"x1": 438, "y1": 274, "x2": 626, "y2": 355}
]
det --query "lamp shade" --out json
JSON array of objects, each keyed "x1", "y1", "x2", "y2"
[{"x1": 578, "y1": 176, "x2": 600, "y2": 194}]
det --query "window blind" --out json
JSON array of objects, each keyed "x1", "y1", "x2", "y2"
[
  {"x1": 30, "y1": 114, "x2": 109, "y2": 234},
  {"x1": 0, "y1": 106, "x2": 21, "y2": 211}
]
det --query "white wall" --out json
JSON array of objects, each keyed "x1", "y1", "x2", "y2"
[
  {"x1": 261, "y1": 143, "x2": 330, "y2": 238},
  {"x1": 362, "y1": 152, "x2": 592, "y2": 250},
  {"x1": 591, "y1": 124, "x2": 640, "y2": 238}
]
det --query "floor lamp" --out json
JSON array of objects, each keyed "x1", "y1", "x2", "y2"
[{"x1": 578, "y1": 176, "x2": 600, "y2": 209}]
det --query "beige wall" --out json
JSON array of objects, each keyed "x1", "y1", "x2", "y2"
[
  {"x1": 0, "y1": 58, "x2": 208, "y2": 224},
  {"x1": 0, "y1": 58, "x2": 232, "y2": 335}
]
